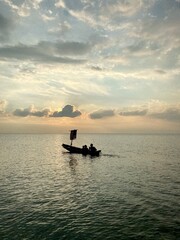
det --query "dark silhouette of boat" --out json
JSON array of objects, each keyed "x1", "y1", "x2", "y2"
[
  {"x1": 62, "y1": 143, "x2": 101, "y2": 156},
  {"x1": 62, "y1": 130, "x2": 101, "y2": 157}
]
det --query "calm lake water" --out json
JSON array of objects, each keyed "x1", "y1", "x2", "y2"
[{"x1": 0, "y1": 134, "x2": 179, "y2": 240}]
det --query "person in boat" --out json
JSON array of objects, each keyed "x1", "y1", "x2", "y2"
[
  {"x1": 89, "y1": 143, "x2": 97, "y2": 154},
  {"x1": 82, "y1": 145, "x2": 89, "y2": 155}
]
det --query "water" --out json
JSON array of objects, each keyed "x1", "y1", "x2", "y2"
[{"x1": 0, "y1": 134, "x2": 179, "y2": 240}]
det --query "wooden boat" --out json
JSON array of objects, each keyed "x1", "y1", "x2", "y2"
[
  {"x1": 62, "y1": 130, "x2": 101, "y2": 156},
  {"x1": 62, "y1": 143, "x2": 101, "y2": 156},
  {"x1": 62, "y1": 143, "x2": 82, "y2": 154}
]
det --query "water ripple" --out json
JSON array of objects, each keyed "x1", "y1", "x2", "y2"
[{"x1": 0, "y1": 134, "x2": 180, "y2": 239}]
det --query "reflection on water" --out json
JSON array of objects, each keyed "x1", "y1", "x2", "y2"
[
  {"x1": 69, "y1": 155, "x2": 78, "y2": 169},
  {"x1": 102, "y1": 153, "x2": 121, "y2": 158},
  {"x1": 0, "y1": 134, "x2": 179, "y2": 240}
]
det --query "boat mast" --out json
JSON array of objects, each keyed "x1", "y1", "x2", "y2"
[{"x1": 70, "y1": 129, "x2": 77, "y2": 146}]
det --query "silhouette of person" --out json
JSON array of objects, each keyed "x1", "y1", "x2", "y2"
[
  {"x1": 89, "y1": 143, "x2": 96, "y2": 154},
  {"x1": 82, "y1": 145, "x2": 89, "y2": 155}
]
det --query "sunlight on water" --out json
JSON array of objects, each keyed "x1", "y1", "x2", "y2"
[{"x1": 0, "y1": 134, "x2": 179, "y2": 239}]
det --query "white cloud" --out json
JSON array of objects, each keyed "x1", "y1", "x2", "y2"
[
  {"x1": 48, "y1": 21, "x2": 71, "y2": 34},
  {"x1": 55, "y1": 0, "x2": 66, "y2": 9},
  {"x1": 41, "y1": 13, "x2": 55, "y2": 22},
  {"x1": 4, "y1": 0, "x2": 43, "y2": 16},
  {"x1": 0, "y1": 99, "x2": 8, "y2": 113},
  {"x1": 100, "y1": 0, "x2": 142, "y2": 18}
]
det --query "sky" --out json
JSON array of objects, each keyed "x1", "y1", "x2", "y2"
[{"x1": 0, "y1": 0, "x2": 180, "y2": 133}]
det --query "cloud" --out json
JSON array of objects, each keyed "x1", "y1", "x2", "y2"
[
  {"x1": 0, "y1": 99, "x2": 8, "y2": 113},
  {"x1": 50, "y1": 105, "x2": 81, "y2": 118},
  {"x1": 116, "y1": 1, "x2": 180, "y2": 67},
  {"x1": 6, "y1": 100, "x2": 180, "y2": 123},
  {"x1": 90, "y1": 65, "x2": 103, "y2": 71},
  {"x1": 13, "y1": 105, "x2": 50, "y2": 117},
  {"x1": 13, "y1": 105, "x2": 82, "y2": 118},
  {"x1": 41, "y1": 13, "x2": 55, "y2": 22},
  {"x1": 4, "y1": 0, "x2": 30, "y2": 17},
  {"x1": 154, "y1": 69, "x2": 167, "y2": 75},
  {"x1": 100, "y1": 0, "x2": 142, "y2": 18},
  {"x1": 18, "y1": 64, "x2": 36, "y2": 74},
  {"x1": 48, "y1": 21, "x2": 71, "y2": 35},
  {"x1": 54, "y1": 41, "x2": 91, "y2": 55},
  {"x1": 0, "y1": 13, "x2": 14, "y2": 42},
  {"x1": 58, "y1": 0, "x2": 144, "y2": 30},
  {"x1": 123, "y1": 40, "x2": 160, "y2": 58},
  {"x1": 119, "y1": 102, "x2": 180, "y2": 122},
  {"x1": 4, "y1": 0, "x2": 42, "y2": 16},
  {"x1": 139, "y1": 2, "x2": 180, "y2": 48},
  {"x1": 119, "y1": 109, "x2": 148, "y2": 116},
  {"x1": 104, "y1": 55, "x2": 129, "y2": 65},
  {"x1": 89, "y1": 109, "x2": 115, "y2": 119},
  {"x1": 150, "y1": 108, "x2": 180, "y2": 122},
  {"x1": 0, "y1": 41, "x2": 90, "y2": 64},
  {"x1": 55, "y1": 0, "x2": 66, "y2": 9},
  {"x1": 126, "y1": 41, "x2": 147, "y2": 53}
]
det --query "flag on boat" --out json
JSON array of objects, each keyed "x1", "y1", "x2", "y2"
[{"x1": 70, "y1": 129, "x2": 77, "y2": 140}]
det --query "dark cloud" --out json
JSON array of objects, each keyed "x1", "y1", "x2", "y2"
[
  {"x1": 89, "y1": 109, "x2": 115, "y2": 119},
  {"x1": 54, "y1": 41, "x2": 91, "y2": 55},
  {"x1": 90, "y1": 65, "x2": 103, "y2": 71},
  {"x1": 119, "y1": 109, "x2": 148, "y2": 116},
  {"x1": 0, "y1": 13, "x2": 14, "y2": 42},
  {"x1": 0, "y1": 40, "x2": 90, "y2": 64},
  {"x1": 13, "y1": 107, "x2": 50, "y2": 117},
  {"x1": 14, "y1": 108, "x2": 29, "y2": 117},
  {"x1": 8, "y1": 103, "x2": 180, "y2": 123},
  {"x1": 150, "y1": 108, "x2": 180, "y2": 122},
  {"x1": 154, "y1": 69, "x2": 167, "y2": 74},
  {"x1": 13, "y1": 105, "x2": 81, "y2": 118},
  {"x1": 31, "y1": 109, "x2": 51, "y2": 117},
  {"x1": 119, "y1": 107, "x2": 180, "y2": 122},
  {"x1": 50, "y1": 105, "x2": 81, "y2": 118}
]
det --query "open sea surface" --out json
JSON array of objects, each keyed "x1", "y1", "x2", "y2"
[{"x1": 0, "y1": 134, "x2": 179, "y2": 240}]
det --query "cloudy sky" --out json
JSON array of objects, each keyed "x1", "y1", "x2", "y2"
[{"x1": 0, "y1": 0, "x2": 180, "y2": 133}]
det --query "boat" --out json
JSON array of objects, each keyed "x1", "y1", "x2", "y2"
[
  {"x1": 62, "y1": 130, "x2": 101, "y2": 156},
  {"x1": 62, "y1": 143, "x2": 101, "y2": 156}
]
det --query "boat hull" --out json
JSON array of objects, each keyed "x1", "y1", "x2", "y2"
[{"x1": 62, "y1": 144, "x2": 101, "y2": 156}]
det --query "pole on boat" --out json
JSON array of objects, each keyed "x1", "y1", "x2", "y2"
[{"x1": 70, "y1": 129, "x2": 77, "y2": 146}]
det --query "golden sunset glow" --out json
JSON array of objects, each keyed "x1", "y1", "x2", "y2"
[{"x1": 0, "y1": 0, "x2": 180, "y2": 133}]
